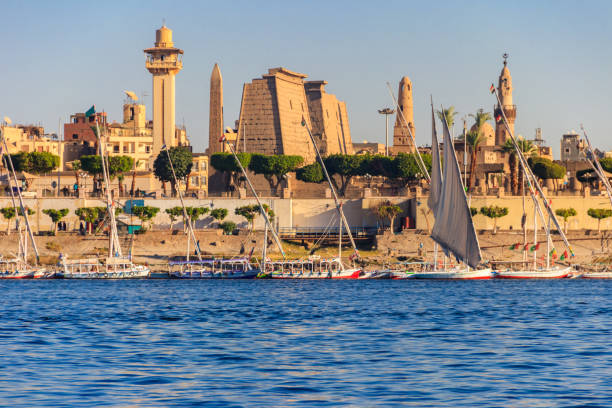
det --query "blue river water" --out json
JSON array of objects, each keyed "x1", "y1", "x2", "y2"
[{"x1": 1, "y1": 280, "x2": 611, "y2": 407}]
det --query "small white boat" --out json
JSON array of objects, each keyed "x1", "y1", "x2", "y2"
[
  {"x1": 60, "y1": 257, "x2": 150, "y2": 279},
  {"x1": 0, "y1": 258, "x2": 46, "y2": 279},
  {"x1": 409, "y1": 267, "x2": 493, "y2": 280},
  {"x1": 261, "y1": 257, "x2": 363, "y2": 279},
  {"x1": 494, "y1": 266, "x2": 572, "y2": 279},
  {"x1": 576, "y1": 270, "x2": 612, "y2": 279}
]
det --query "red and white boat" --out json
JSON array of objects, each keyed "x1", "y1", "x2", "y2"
[
  {"x1": 262, "y1": 257, "x2": 363, "y2": 279},
  {"x1": 410, "y1": 267, "x2": 493, "y2": 280}
]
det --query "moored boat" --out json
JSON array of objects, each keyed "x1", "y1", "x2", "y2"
[
  {"x1": 410, "y1": 268, "x2": 493, "y2": 280},
  {"x1": 169, "y1": 258, "x2": 258, "y2": 279},
  {"x1": 494, "y1": 266, "x2": 571, "y2": 279}
]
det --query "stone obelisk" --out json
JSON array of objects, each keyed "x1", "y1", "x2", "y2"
[
  {"x1": 208, "y1": 63, "x2": 224, "y2": 154},
  {"x1": 392, "y1": 76, "x2": 415, "y2": 154}
]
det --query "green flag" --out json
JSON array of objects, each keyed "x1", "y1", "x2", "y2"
[{"x1": 85, "y1": 105, "x2": 96, "y2": 118}]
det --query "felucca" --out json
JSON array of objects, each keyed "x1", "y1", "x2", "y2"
[
  {"x1": 489, "y1": 87, "x2": 573, "y2": 279},
  {"x1": 408, "y1": 103, "x2": 492, "y2": 279},
  {"x1": 0, "y1": 121, "x2": 48, "y2": 279},
  {"x1": 60, "y1": 109, "x2": 149, "y2": 279}
]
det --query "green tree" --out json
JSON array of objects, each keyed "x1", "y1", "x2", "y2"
[
  {"x1": 235, "y1": 205, "x2": 260, "y2": 233},
  {"x1": 587, "y1": 208, "x2": 612, "y2": 234},
  {"x1": 153, "y1": 147, "x2": 193, "y2": 196},
  {"x1": 9, "y1": 151, "x2": 60, "y2": 189},
  {"x1": 480, "y1": 205, "x2": 509, "y2": 234},
  {"x1": 210, "y1": 152, "x2": 252, "y2": 192},
  {"x1": 599, "y1": 157, "x2": 612, "y2": 173},
  {"x1": 165, "y1": 207, "x2": 183, "y2": 229},
  {"x1": 70, "y1": 160, "x2": 81, "y2": 195},
  {"x1": 392, "y1": 153, "x2": 432, "y2": 185},
  {"x1": 555, "y1": 208, "x2": 577, "y2": 233},
  {"x1": 210, "y1": 208, "x2": 228, "y2": 225},
  {"x1": 184, "y1": 206, "x2": 209, "y2": 230},
  {"x1": 529, "y1": 156, "x2": 566, "y2": 190},
  {"x1": 373, "y1": 200, "x2": 403, "y2": 233},
  {"x1": 75, "y1": 207, "x2": 100, "y2": 234},
  {"x1": 296, "y1": 162, "x2": 324, "y2": 183},
  {"x1": 132, "y1": 206, "x2": 160, "y2": 231},
  {"x1": 470, "y1": 207, "x2": 478, "y2": 217},
  {"x1": 249, "y1": 154, "x2": 304, "y2": 196},
  {"x1": 0, "y1": 207, "x2": 16, "y2": 235},
  {"x1": 219, "y1": 221, "x2": 236, "y2": 235},
  {"x1": 323, "y1": 154, "x2": 365, "y2": 196},
  {"x1": 42, "y1": 208, "x2": 69, "y2": 235}
]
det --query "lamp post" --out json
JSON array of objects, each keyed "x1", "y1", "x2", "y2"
[{"x1": 378, "y1": 108, "x2": 395, "y2": 156}]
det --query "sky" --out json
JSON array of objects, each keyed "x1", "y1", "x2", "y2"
[{"x1": 1, "y1": 0, "x2": 611, "y2": 157}]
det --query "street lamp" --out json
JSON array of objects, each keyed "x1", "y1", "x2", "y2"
[{"x1": 378, "y1": 108, "x2": 395, "y2": 156}]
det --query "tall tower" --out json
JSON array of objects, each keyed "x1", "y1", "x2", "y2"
[
  {"x1": 208, "y1": 63, "x2": 224, "y2": 154},
  {"x1": 494, "y1": 54, "x2": 516, "y2": 146},
  {"x1": 392, "y1": 76, "x2": 415, "y2": 154},
  {"x1": 144, "y1": 25, "x2": 183, "y2": 160}
]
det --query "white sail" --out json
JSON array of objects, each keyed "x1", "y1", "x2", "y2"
[
  {"x1": 427, "y1": 103, "x2": 442, "y2": 213},
  {"x1": 431, "y1": 112, "x2": 482, "y2": 268}
]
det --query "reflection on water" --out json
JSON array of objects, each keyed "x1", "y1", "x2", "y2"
[{"x1": 0, "y1": 280, "x2": 611, "y2": 407}]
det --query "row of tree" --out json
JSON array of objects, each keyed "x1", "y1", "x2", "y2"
[{"x1": 211, "y1": 152, "x2": 432, "y2": 197}]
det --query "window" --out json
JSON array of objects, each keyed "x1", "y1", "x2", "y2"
[
  {"x1": 203, "y1": 162, "x2": 207, "y2": 171},
  {"x1": 123, "y1": 146, "x2": 128, "y2": 153},
  {"x1": 145, "y1": 146, "x2": 151, "y2": 153},
  {"x1": 113, "y1": 145, "x2": 119, "y2": 153},
  {"x1": 193, "y1": 162, "x2": 199, "y2": 171},
  {"x1": 72, "y1": 134, "x2": 78, "y2": 139},
  {"x1": 289, "y1": 99, "x2": 293, "y2": 110},
  {"x1": 191, "y1": 176, "x2": 199, "y2": 186}
]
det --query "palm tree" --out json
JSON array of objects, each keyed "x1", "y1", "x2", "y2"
[
  {"x1": 503, "y1": 139, "x2": 518, "y2": 195},
  {"x1": 436, "y1": 106, "x2": 458, "y2": 135},
  {"x1": 466, "y1": 131, "x2": 483, "y2": 191},
  {"x1": 466, "y1": 110, "x2": 493, "y2": 191},
  {"x1": 515, "y1": 138, "x2": 537, "y2": 196}
]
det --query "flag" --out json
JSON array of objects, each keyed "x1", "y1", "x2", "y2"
[
  {"x1": 550, "y1": 248, "x2": 557, "y2": 258},
  {"x1": 218, "y1": 135, "x2": 226, "y2": 142},
  {"x1": 509, "y1": 243, "x2": 520, "y2": 250},
  {"x1": 490, "y1": 84, "x2": 495, "y2": 93},
  {"x1": 85, "y1": 105, "x2": 96, "y2": 118},
  {"x1": 524, "y1": 244, "x2": 530, "y2": 251},
  {"x1": 495, "y1": 113, "x2": 502, "y2": 123},
  {"x1": 529, "y1": 243, "x2": 540, "y2": 252}
]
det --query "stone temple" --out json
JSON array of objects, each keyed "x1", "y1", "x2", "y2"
[{"x1": 232, "y1": 67, "x2": 353, "y2": 162}]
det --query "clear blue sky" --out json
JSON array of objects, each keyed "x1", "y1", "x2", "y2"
[{"x1": 1, "y1": 0, "x2": 611, "y2": 157}]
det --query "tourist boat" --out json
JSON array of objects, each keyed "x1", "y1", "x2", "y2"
[
  {"x1": 261, "y1": 256, "x2": 360, "y2": 279},
  {"x1": 60, "y1": 256, "x2": 149, "y2": 279},
  {"x1": 494, "y1": 266, "x2": 572, "y2": 279},
  {"x1": 61, "y1": 116, "x2": 149, "y2": 279},
  {"x1": 169, "y1": 258, "x2": 258, "y2": 279},
  {"x1": 0, "y1": 129, "x2": 47, "y2": 279},
  {"x1": 410, "y1": 267, "x2": 493, "y2": 280},
  {"x1": 579, "y1": 270, "x2": 612, "y2": 279}
]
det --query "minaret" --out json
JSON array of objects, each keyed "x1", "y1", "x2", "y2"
[
  {"x1": 494, "y1": 54, "x2": 516, "y2": 146},
  {"x1": 208, "y1": 63, "x2": 224, "y2": 154},
  {"x1": 392, "y1": 76, "x2": 415, "y2": 154},
  {"x1": 144, "y1": 25, "x2": 183, "y2": 161}
]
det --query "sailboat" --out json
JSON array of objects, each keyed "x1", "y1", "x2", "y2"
[
  {"x1": 489, "y1": 86, "x2": 573, "y2": 279},
  {"x1": 406, "y1": 103, "x2": 492, "y2": 279},
  {"x1": 0, "y1": 126, "x2": 48, "y2": 279},
  {"x1": 59, "y1": 113, "x2": 149, "y2": 279}
]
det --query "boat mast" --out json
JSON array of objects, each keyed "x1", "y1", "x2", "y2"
[
  {"x1": 221, "y1": 137, "x2": 286, "y2": 258},
  {"x1": 580, "y1": 125, "x2": 612, "y2": 208},
  {"x1": 492, "y1": 86, "x2": 573, "y2": 257},
  {"x1": 301, "y1": 117, "x2": 359, "y2": 260},
  {"x1": 0, "y1": 128, "x2": 40, "y2": 264},
  {"x1": 95, "y1": 119, "x2": 122, "y2": 258},
  {"x1": 163, "y1": 146, "x2": 201, "y2": 261},
  {"x1": 533, "y1": 201, "x2": 537, "y2": 270}
]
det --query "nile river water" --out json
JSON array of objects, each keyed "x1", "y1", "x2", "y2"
[{"x1": 1, "y1": 280, "x2": 611, "y2": 407}]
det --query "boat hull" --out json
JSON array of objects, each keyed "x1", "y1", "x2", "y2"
[
  {"x1": 409, "y1": 268, "x2": 493, "y2": 280},
  {"x1": 575, "y1": 271, "x2": 612, "y2": 279},
  {"x1": 494, "y1": 266, "x2": 571, "y2": 279}
]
